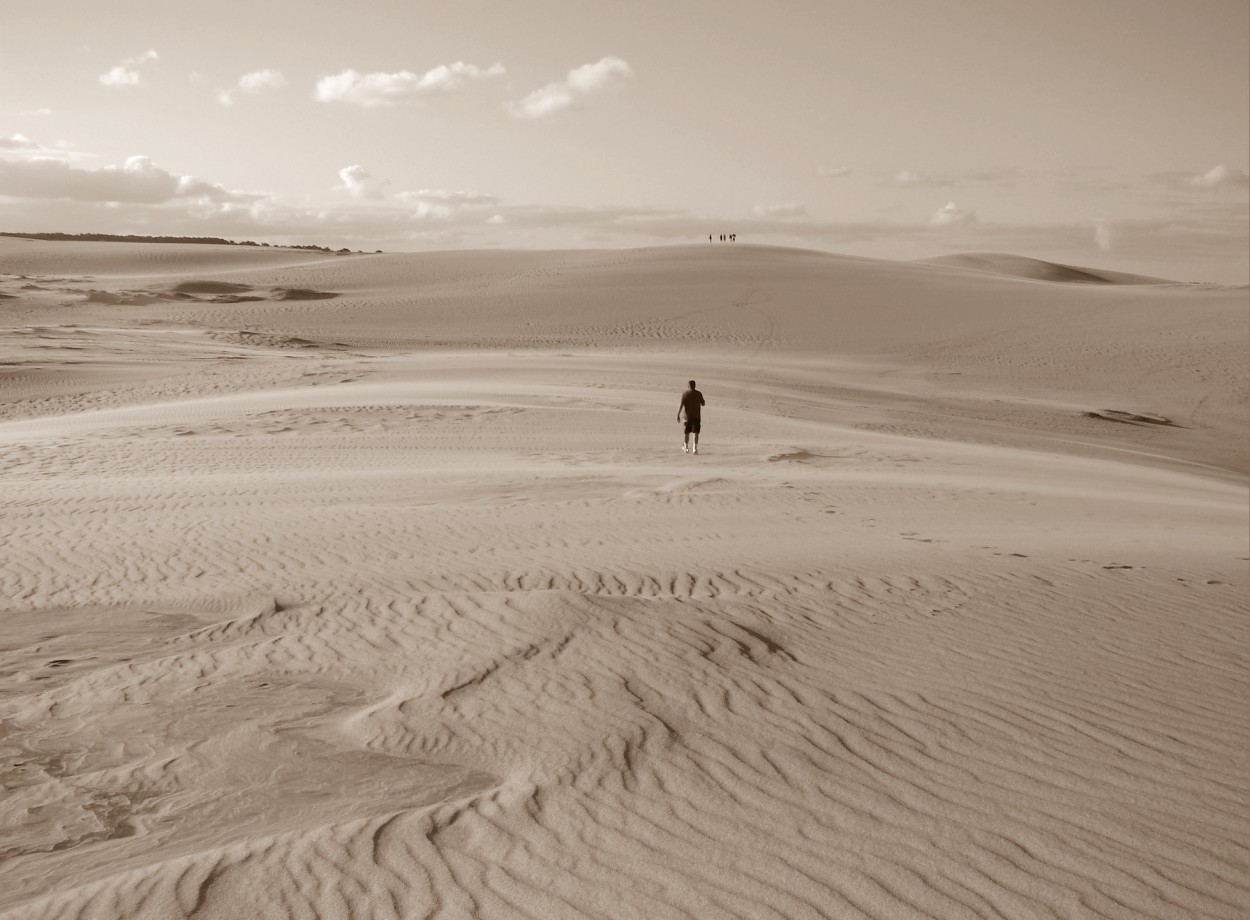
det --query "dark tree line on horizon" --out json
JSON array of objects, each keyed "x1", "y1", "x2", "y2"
[{"x1": 0, "y1": 232, "x2": 378, "y2": 254}]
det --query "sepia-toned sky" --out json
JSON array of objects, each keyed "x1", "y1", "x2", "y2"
[{"x1": 3, "y1": 0, "x2": 1247, "y2": 280}]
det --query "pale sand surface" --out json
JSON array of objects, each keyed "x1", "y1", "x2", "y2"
[{"x1": 1, "y1": 238, "x2": 1246, "y2": 918}]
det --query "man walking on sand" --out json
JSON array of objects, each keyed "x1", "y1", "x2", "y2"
[{"x1": 678, "y1": 379, "x2": 705, "y2": 454}]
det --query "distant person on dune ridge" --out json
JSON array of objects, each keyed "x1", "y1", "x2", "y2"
[{"x1": 678, "y1": 379, "x2": 705, "y2": 454}]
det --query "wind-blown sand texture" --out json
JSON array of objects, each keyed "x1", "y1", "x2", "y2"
[{"x1": 1, "y1": 238, "x2": 1246, "y2": 919}]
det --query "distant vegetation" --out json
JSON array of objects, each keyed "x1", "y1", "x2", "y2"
[{"x1": 0, "y1": 232, "x2": 379, "y2": 254}]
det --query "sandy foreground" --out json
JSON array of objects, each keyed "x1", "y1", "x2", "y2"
[{"x1": 0, "y1": 239, "x2": 1246, "y2": 919}]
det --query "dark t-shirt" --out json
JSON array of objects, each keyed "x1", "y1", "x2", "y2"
[{"x1": 680, "y1": 389, "x2": 705, "y2": 420}]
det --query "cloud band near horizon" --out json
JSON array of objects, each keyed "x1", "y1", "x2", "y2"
[{"x1": 1, "y1": 145, "x2": 1245, "y2": 281}]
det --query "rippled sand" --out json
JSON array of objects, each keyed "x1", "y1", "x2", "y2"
[{"x1": 1, "y1": 239, "x2": 1246, "y2": 919}]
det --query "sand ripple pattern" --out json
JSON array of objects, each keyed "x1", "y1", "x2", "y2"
[
  {"x1": 2, "y1": 567, "x2": 1246, "y2": 919},
  {"x1": 1, "y1": 245, "x2": 1247, "y2": 918}
]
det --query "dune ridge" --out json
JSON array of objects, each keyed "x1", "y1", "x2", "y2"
[
  {"x1": 919, "y1": 252, "x2": 1176, "y2": 285},
  {"x1": 1, "y1": 240, "x2": 1246, "y2": 918}
]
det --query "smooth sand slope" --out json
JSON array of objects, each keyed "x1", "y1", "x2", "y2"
[{"x1": 1, "y1": 239, "x2": 1246, "y2": 919}]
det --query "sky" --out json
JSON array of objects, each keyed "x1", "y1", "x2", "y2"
[{"x1": 2, "y1": 0, "x2": 1247, "y2": 281}]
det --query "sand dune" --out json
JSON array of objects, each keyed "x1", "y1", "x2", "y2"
[
  {"x1": 920, "y1": 252, "x2": 1174, "y2": 285},
  {"x1": 1, "y1": 240, "x2": 1246, "y2": 918}
]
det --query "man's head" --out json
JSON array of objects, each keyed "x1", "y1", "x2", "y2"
[{"x1": 688, "y1": 379, "x2": 696, "y2": 390}]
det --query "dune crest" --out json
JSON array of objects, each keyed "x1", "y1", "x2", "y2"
[{"x1": 920, "y1": 251, "x2": 1175, "y2": 284}]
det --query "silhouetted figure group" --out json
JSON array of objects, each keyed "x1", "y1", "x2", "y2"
[{"x1": 708, "y1": 233, "x2": 737, "y2": 242}]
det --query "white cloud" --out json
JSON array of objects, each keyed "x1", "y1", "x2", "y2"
[
  {"x1": 0, "y1": 153, "x2": 258, "y2": 205},
  {"x1": 751, "y1": 203, "x2": 807, "y2": 218},
  {"x1": 419, "y1": 62, "x2": 506, "y2": 92},
  {"x1": 238, "y1": 69, "x2": 287, "y2": 92},
  {"x1": 887, "y1": 168, "x2": 1019, "y2": 189},
  {"x1": 1187, "y1": 164, "x2": 1249, "y2": 190},
  {"x1": 326, "y1": 174, "x2": 506, "y2": 216},
  {"x1": 335, "y1": 164, "x2": 387, "y2": 200},
  {"x1": 99, "y1": 49, "x2": 159, "y2": 87},
  {"x1": 0, "y1": 133, "x2": 97, "y2": 164},
  {"x1": 397, "y1": 188, "x2": 499, "y2": 206},
  {"x1": 217, "y1": 68, "x2": 288, "y2": 105},
  {"x1": 0, "y1": 132, "x2": 37, "y2": 152},
  {"x1": 930, "y1": 201, "x2": 977, "y2": 227},
  {"x1": 566, "y1": 57, "x2": 632, "y2": 94},
  {"x1": 891, "y1": 170, "x2": 960, "y2": 188},
  {"x1": 406, "y1": 201, "x2": 452, "y2": 220},
  {"x1": 315, "y1": 62, "x2": 505, "y2": 107},
  {"x1": 507, "y1": 56, "x2": 633, "y2": 120},
  {"x1": 100, "y1": 66, "x2": 143, "y2": 87},
  {"x1": 394, "y1": 188, "x2": 505, "y2": 219},
  {"x1": 20, "y1": 107, "x2": 53, "y2": 117},
  {"x1": 816, "y1": 165, "x2": 851, "y2": 178}
]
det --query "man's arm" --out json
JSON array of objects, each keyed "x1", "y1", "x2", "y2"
[{"x1": 677, "y1": 396, "x2": 685, "y2": 421}]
